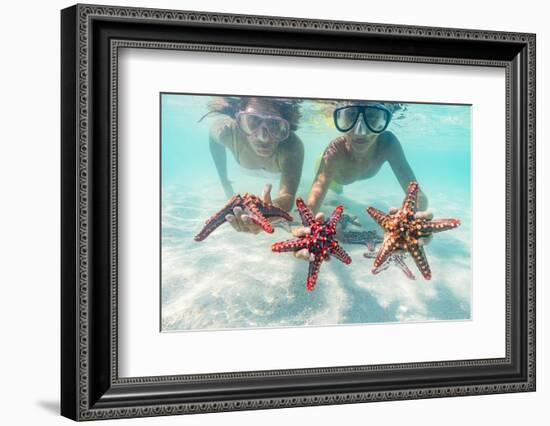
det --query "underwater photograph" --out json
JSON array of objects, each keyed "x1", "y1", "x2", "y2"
[{"x1": 160, "y1": 93, "x2": 472, "y2": 332}]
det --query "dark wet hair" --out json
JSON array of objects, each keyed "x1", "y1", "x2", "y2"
[
  {"x1": 316, "y1": 99, "x2": 406, "y2": 123},
  {"x1": 200, "y1": 96, "x2": 303, "y2": 131},
  {"x1": 334, "y1": 100, "x2": 405, "y2": 113}
]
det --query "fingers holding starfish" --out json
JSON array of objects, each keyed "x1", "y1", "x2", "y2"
[
  {"x1": 387, "y1": 207, "x2": 435, "y2": 245},
  {"x1": 194, "y1": 187, "x2": 293, "y2": 241},
  {"x1": 388, "y1": 206, "x2": 433, "y2": 220},
  {"x1": 226, "y1": 206, "x2": 262, "y2": 234},
  {"x1": 272, "y1": 199, "x2": 351, "y2": 291},
  {"x1": 420, "y1": 218, "x2": 461, "y2": 234},
  {"x1": 226, "y1": 183, "x2": 277, "y2": 234},
  {"x1": 415, "y1": 211, "x2": 435, "y2": 245},
  {"x1": 414, "y1": 210, "x2": 433, "y2": 221},
  {"x1": 366, "y1": 181, "x2": 460, "y2": 280},
  {"x1": 290, "y1": 212, "x2": 329, "y2": 262},
  {"x1": 261, "y1": 183, "x2": 272, "y2": 205}
]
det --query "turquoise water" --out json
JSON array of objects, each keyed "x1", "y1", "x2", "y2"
[{"x1": 161, "y1": 94, "x2": 471, "y2": 332}]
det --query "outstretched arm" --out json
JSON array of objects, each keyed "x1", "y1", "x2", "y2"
[
  {"x1": 274, "y1": 134, "x2": 304, "y2": 212},
  {"x1": 307, "y1": 151, "x2": 336, "y2": 215},
  {"x1": 209, "y1": 120, "x2": 234, "y2": 199},
  {"x1": 384, "y1": 132, "x2": 428, "y2": 211}
]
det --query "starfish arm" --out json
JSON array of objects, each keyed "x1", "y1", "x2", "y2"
[
  {"x1": 271, "y1": 238, "x2": 309, "y2": 253},
  {"x1": 340, "y1": 231, "x2": 367, "y2": 245},
  {"x1": 261, "y1": 205, "x2": 294, "y2": 222},
  {"x1": 371, "y1": 262, "x2": 390, "y2": 275},
  {"x1": 363, "y1": 182, "x2": 458, "y2": 280},
  {"x1": 194, "y1": 196, "x2": 240, "y2": 241},
  {"x1": 422, "y1": 218, "x2": 461, "y2": 234},
  {"x1": 306, "y1": 258, "x2": 322, "y2": 291},
  {"x1": 329, "y1": 242, "x2": 352, "y2": 264},
  {"x1": 327, "y1": 205, "x2": 344, "y2": 229},
  {"x1": 339, "y1": 231, "x2": 351, "y2": 244},
  {"x1": 401, "y1": 181, "x2": 419, "y2": 215},
  {"x1": 272, "y1": 199, "x2": 351, "y2": 291},
  {"x1": 372, "y1": 238, "x2": 397, "y2": 271},
  {"x1": 295, "y1": 197, "x2": 316, "y2": 227},
  {"x1": 394, "y1": 255, "x2": 416, "y2": 280},
  {"x1": 366, "y1": 207, "x2": 390, "y2": 228},
  {"x1": 408, "y1": 242, "x2": 432, "y2": 280},
  {"x1": 244, "y1": 201, "x2": 274, "y2": 233},
  {"x1": 369, "y1": 231, "x2": 383, "y2": 250}
]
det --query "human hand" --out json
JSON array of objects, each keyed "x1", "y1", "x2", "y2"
[
  {"x1": 388, "y1": 207, "x2": 434, "y2": 245},
  {"x1": 290, "y1": 212, "x2": 332, "y2": 262},
  {"x1": 225, "y1": 183, "x2": 273, "y2": 234}
]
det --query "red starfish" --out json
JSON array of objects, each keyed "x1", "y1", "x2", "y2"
[
  {"x1": 194, "y1": 193, "x2": 293, "y2": 241},
  {"x1": 271, "y1": 198, "x2": 352, "y2": 291},
  {"x1": 366, "y1": 181, "x2": 460, "y2": 280}
]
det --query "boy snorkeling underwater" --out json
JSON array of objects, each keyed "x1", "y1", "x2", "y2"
[{"x1": 293, "y1": 101, "x2": 433, "y2": 261}]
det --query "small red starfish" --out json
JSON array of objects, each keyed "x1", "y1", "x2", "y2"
[
  {"x1": 271, "y1": 198, "x2": 352, "y2": 291},
  {"x1": 366, "y1": 181, "x2": 460, "y2": 280},
  {"x1": 194, "y1": 193, "x2": 293, "y2": 241}
]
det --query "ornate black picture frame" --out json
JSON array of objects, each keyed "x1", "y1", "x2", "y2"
[{"x1": 61, "y1": 3, "x2": 536, "y2": 421}]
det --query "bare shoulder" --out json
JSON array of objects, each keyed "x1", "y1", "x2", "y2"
[
  {"x1": 379, "y1": 130, "x2": 400, "y2": 146},
  {"x1": 378, "y1": 131, "x2": 403, "y2": 157},
  {"x1": 276, "y1": 133, "x2": 304, "y2": 171},
  {"x1": 209, "y1": 116, "x2": 236, "y2": 147},
  {"x1": 278, "y1": 132, "x2": 304, "y2": 157}
]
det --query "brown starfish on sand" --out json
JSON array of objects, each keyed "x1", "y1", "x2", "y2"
[{"x1": 366, "y1": 181, "x2": 460, "y2": 280}]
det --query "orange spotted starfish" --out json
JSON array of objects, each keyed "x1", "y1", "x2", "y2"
[{"x1": 366, "y1": 181, "x2": 460, "y2": 280}]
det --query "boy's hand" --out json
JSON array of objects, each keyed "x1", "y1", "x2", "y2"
[
  {"x1": 291, "y1": 212, "x2": 331, "y2": 262},
  {"x1": 388, "y1": 207, "x2": 434, "y2": 245}
]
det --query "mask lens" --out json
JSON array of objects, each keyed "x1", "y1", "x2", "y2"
[
  {"x1": 335, "y1": 107, "x2": 359, "y2": 132},
  {"x1": 266, "y1": 117, "x2": 290, "y2": 141},
  {"x1": 237, "y1": 113, "x2": 262, "y2": 135},
  {"x1": 365, "y1": 107, "x2": 390, "y2": 133}
]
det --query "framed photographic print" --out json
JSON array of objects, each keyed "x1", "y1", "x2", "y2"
[{"x1": 61, "y1": 3, "x2": 536, "y2": 421}]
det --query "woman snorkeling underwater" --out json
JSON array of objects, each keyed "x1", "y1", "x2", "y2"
[{"x1": 203, "y1": 96, "x2": 304, "y2": 234}]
